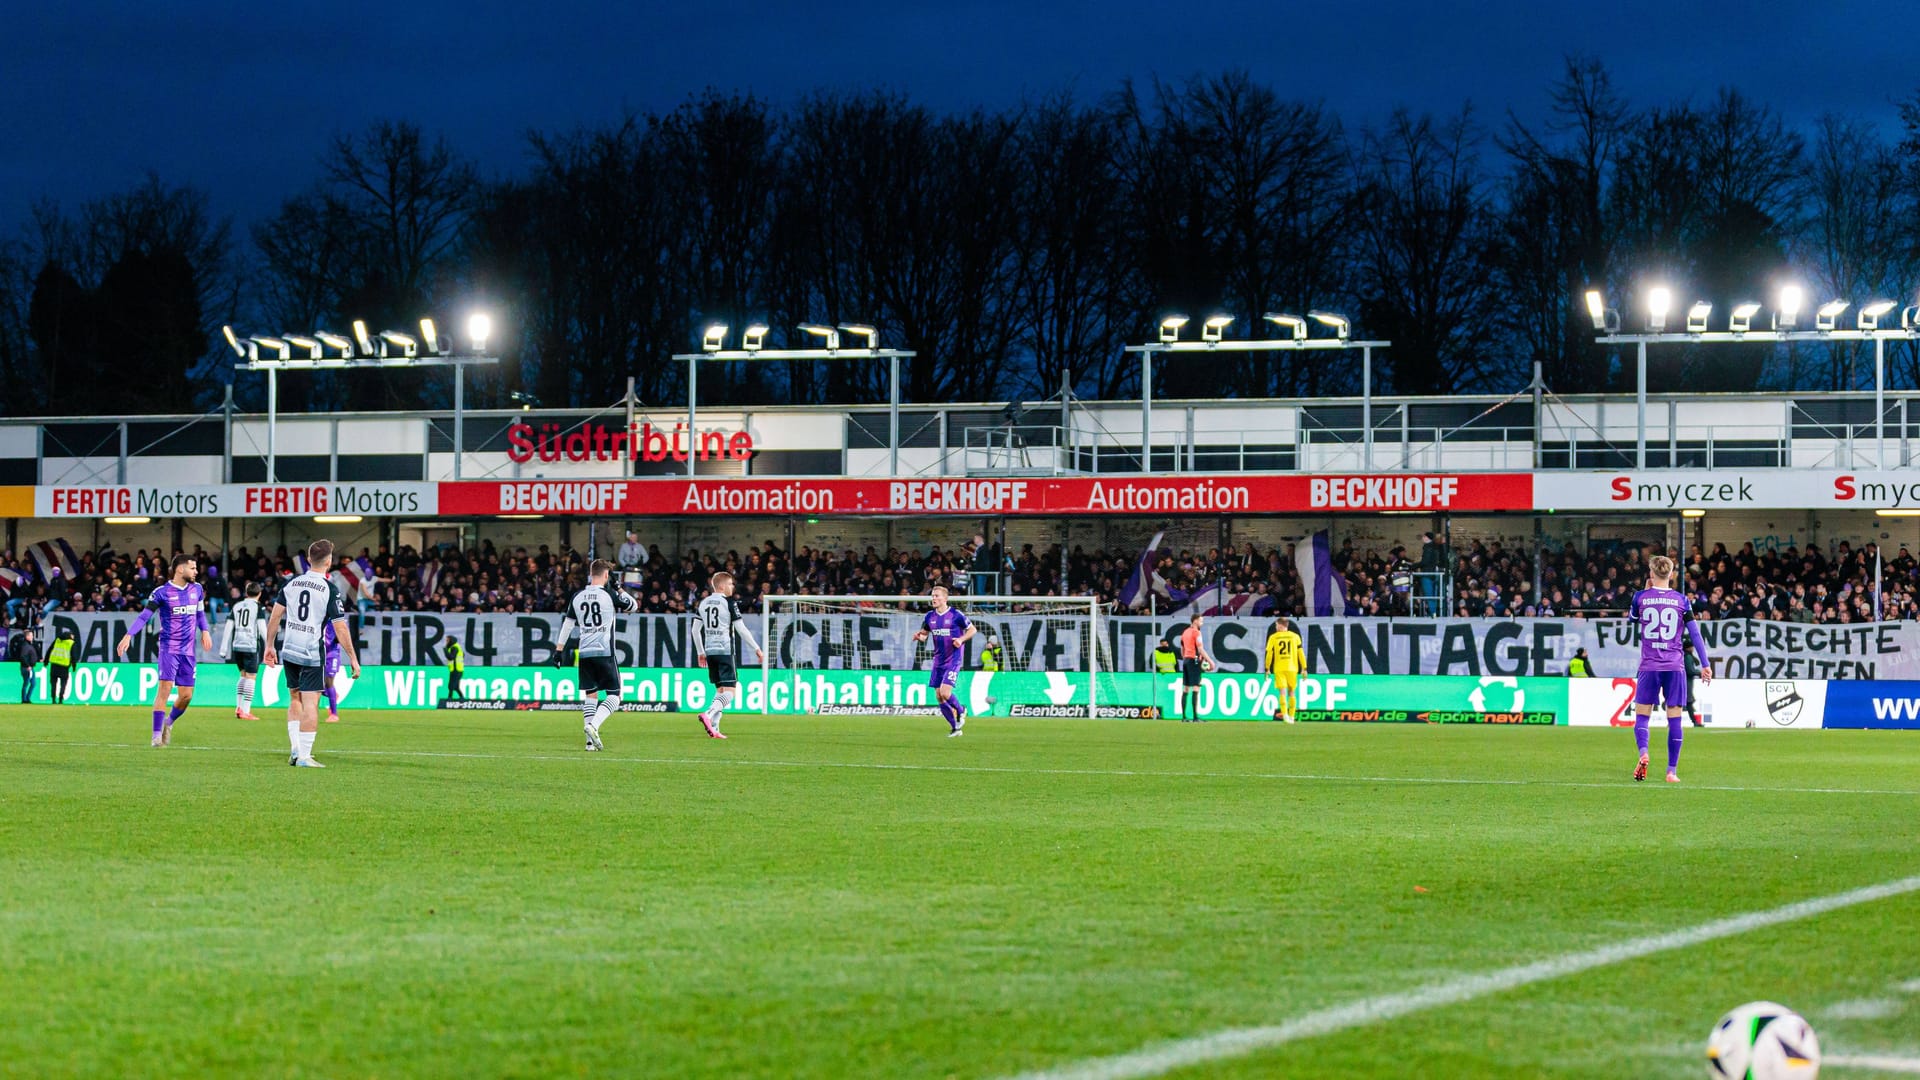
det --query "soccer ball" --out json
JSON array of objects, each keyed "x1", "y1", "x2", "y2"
[{"x1": 1706, "y1": 1001, "x2": 1819, "y2": 1079}]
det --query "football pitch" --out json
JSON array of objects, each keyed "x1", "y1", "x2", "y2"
[{"x1": 3, "y1": 708, "x2": 1919, "y2": 1078}]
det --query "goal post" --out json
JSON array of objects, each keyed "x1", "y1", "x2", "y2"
[{"x1": 758, "y1": 594, "x2": 1125, "y2": 717}]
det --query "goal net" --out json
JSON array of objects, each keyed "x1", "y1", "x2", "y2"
[{"x1": 758, "y1": 595, "x2": 1132, "y2": 718}]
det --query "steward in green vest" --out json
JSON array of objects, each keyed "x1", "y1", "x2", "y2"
[
  {"x1": 1150, "y1": 639, "x2": 1179, "y2": 674},
  {"x1": 1568, "y1": 648, "x2": 1593, "y2": 678},
  {"x1": 444, "y1": 639, "x2": 466, "y2": 702},
  {"x1": 980, "y1": 636, "x2": 1003, "y2": 672},
  {"x1": 47, "y1": 630, "x2": 75, "y2": 705}
]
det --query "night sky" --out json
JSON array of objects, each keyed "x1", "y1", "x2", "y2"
[{"x1": 5, "y1": 0, "x2": 1910, "y2": 227}]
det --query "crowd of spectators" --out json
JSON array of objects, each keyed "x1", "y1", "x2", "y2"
[{"x1": 4, "y1": 531, "x2": 1918, "y2": 627}]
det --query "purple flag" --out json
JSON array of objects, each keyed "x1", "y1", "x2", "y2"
[
  {"x1": 1117, "y1": 530, "x2": 1164, "y2": 610},
  {"x1": 1294, "y1": 530, "x2": 1348, "y2": 617}
]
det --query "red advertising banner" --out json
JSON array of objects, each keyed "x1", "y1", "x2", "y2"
[{"x1": 436, "y1": 474, "x2": 1534, "y2": 517}]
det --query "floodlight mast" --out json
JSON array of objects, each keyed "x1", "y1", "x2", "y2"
[
  {"x1": 1126, "y1": 312, "x2": 1388, "y2": 470},
  {"x1": 229, "y1": 316, "x2": 499, "y2": 482},
  {"x1": 1588, "y1": 285, "x2": 1915, "y2": 469},
  {"x1": 674, "y1": 322, "x2": 915, "y2": 477}
]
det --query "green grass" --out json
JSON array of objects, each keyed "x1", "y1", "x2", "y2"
[{"x1": 2, "y1": 707, "x2": 1919, "y2": 1079}]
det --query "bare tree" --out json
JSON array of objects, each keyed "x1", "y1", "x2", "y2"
[
  {"x1": 1794, "y1": 116, "x2": 1904, "y2": 389},
  {"x1": 1110, "y1": 73, "x2": 1355, "y2": 399},
  {"x1": 1495, "y1": 56, "x2": 1627, "y2": 392},
  {"x1": 1011, "y1": 96, "x2": 1135, "y2": 399},
  {"x1": 1351, "y1": 107, "x2": 1507, "y2": 395}
]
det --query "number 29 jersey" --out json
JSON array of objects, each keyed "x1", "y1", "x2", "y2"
[{"x1": 1630, "y1": 586, "x2": 1693, "y2": 672}]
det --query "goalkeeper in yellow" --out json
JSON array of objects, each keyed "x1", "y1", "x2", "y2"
[{"x1": 1263, "y1": 617, "x2": 1306, "y2": 722}]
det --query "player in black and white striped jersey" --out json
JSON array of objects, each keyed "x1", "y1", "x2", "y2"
[
  {"x1": 691, "y1": 572, "x2": 762, "y2": 739},
  {"x1": 556, "y1": 559, "x2": 638, "y2": 751},
  {"x1": 262, "y1": 539, "x2": 360, "y2": 768},
  {"x1": 225, "y1": 581, "x2": 264, "y2": 721}
]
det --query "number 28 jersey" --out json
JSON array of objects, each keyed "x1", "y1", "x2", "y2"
[
  {"x1": 1630, "y1": 586, "x2": 1694, "y2": 672},
  {"x1": 563, "y1": 584, "x2": 637, "y2": 658},
  {"x1": 276, "y1": 572, "x2": 344, "y2": 666}
]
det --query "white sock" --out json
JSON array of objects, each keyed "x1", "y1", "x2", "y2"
[
  {"x1": 594, "y1": 698, "x2": 617, "y2": 731},
  {"x1": 582, "y1": 695, "x2": 597, "y2": 730},
  {"x1": 237, "y1": 677, "x2": 254, "y2": 710},
  {"x1": 299, "y1": 729, "x2": 316, "y2": 760},
  {"x1": 712, "y1": 689, "x2": 735, "y2": 717},
  {"x1": 287, "y1": 720, "x2": 301, "y2": 752}
]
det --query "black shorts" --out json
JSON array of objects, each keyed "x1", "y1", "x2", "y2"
[
  {"x1": 284, "y1": 660, "x2": 324, "y2": 694},
  {"x1": 234, "y1": 650, "x2": 259, "y2": 675},
  {"x1": 704, "y1": 654, "x2": 738, "y2": 688},
  {"x1": 579, "y1": 655, "x2": 622, "y2": 695},
  {"x1": 1181, "y1": 658, "x2": 1204, "y2": 687}
]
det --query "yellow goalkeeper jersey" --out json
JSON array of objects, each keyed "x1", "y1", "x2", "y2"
[{"x1": 1264, "y1": 630, "x2": 1304, "y2": 676}]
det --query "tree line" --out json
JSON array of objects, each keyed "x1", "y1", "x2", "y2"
[{"x1": 5, "y1": 58, "x2": 1920, "y2": 418}]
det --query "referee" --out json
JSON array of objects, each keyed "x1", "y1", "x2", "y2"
[{"x1": 1177, "y1": 614, "x2": 1213, "y2": 723}]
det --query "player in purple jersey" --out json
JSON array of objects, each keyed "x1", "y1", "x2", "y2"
[
  {"x1": 1629, "y1": 554, "x2": 1712, "y2": 783},
  {"x1": 116, "y1": 554, "x2": 212, "y2": 747},
  {"x1": 322, "y1": 621, "x2": 344, "y2": 723},
  {"x1": 913, "y1": 586, "x2": 977, "y2": 736}
]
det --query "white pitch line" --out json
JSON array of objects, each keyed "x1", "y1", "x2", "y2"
[
  {"x1": 999, "y1": 875, "x2": 1920, "y2": 1080},
  {"x1": 1, "y1": 737, "x2": 1918, "y2": 797},
  {"x1": 1827, "y1": 1054, "x2": 1920, "y2": 1074}
]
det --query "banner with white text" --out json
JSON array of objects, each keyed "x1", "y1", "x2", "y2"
[{"x1": 37, "y1": 611, "x2": 1920, "y2": 679}]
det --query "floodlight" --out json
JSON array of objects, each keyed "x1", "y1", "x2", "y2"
[
  {"x1": 1686, "y1": 302, "x2": 1711, "y2": 334},
  {"x1": 419, "y1": 318, "x2": 448, "y2": 355},
  {"x1": 1775, "y1": 285, "x2": 1804, "y2": 330},
  {"x1": 743, "y1": 323, "x2": 769, "y2": 352},
  {"x1": 1859, "y1": 299, "x2": 1896, "y2": 331},
  {"x1": 1158, "y1": 315, "x2": 1189, "y2": 343},
  {"x1": 1202, "y1": 315, "x2": 1233, "y2": 343},
  {"x1": 222, "y1": 325, "x2": 246, "y2": 359},
  {"x1": 466, "y1": 312, "x2": 492, "y2": 351},
  {"x1": 284, "y1": 335, "x2": 323, "y2": 362},
  {"x1": 702, "y1": 323, "x2": 728, "y2": 352},
  {"x1": 1583, "y1": 290, "x2": 1606, "y2": 330},
  {"x1": 838, "y1": 323, "x2": 879, "y2": 348},
  {"x1": 1903, "y1": 305, "x2": 1920, "y2": 330},
  {"x1": 248, "y1": 336, "x2": 290, "y2": 361},
  {"x1": 1308, "y1": 311, "x2": 1351, "y2": 340},
  {"x1": 1816, "y1": 300, "x2": 1849, "y2": 332},
  {"x1": 1646, "y1": 286, "x2": 1672, "y2": 331},
  {"x1": 798, "y1": 323, "x2": 840, "y2": 350},
  {"x1": 1729, "y1": 303, "x2": 1761, "y2": 334},
  {"x1": 314, "y1": 332, "x2": 354, "y2": 360},
  {"x1": 378, "y1": 330, "x2": 418, "y2": 359},
  {"x1": 352, "y1": 320, "x2": 375, "y2": 355},
  {"x1": 1263, "y1": 312, "x2": 1307, "y2": 341}
]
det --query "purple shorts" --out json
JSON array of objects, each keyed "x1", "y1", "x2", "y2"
[
  {"x1": 1634, "y1": 668, "x2": 1687, "y2": 709},
  {"x1": 929, "y1": 662, "x2": 960, "y2": 689},
  {"x1": 157, "y1": 650, "x2": 197, "y2": 688}
]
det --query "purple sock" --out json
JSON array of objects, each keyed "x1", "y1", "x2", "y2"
[
  {"x1": 152, "y1": 709, "x2": 165, "y2": 734},
  {"x1": 324, "y1": 688, "x2": 338, "y2": 715},
  {"x1": 1667, "y1": 715, "x2": 1684, "y2": 771},
  {"x1": 167, "y1": 705, "x2": 185, "y2": 723},
  {"x1": 941, "y1": 698, "x2": 959, "y2": 725},
  {"x1": 1633, "y1": 713, "x2": 1650, "y2": 755}
]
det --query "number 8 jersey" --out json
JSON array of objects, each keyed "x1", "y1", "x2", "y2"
[
  {"x1": 276, "y1": 571, "x2": 344, "y2": 666},
  {"x1": 1630, "y1": 586, "x2": 1694, "y2": 672}
]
